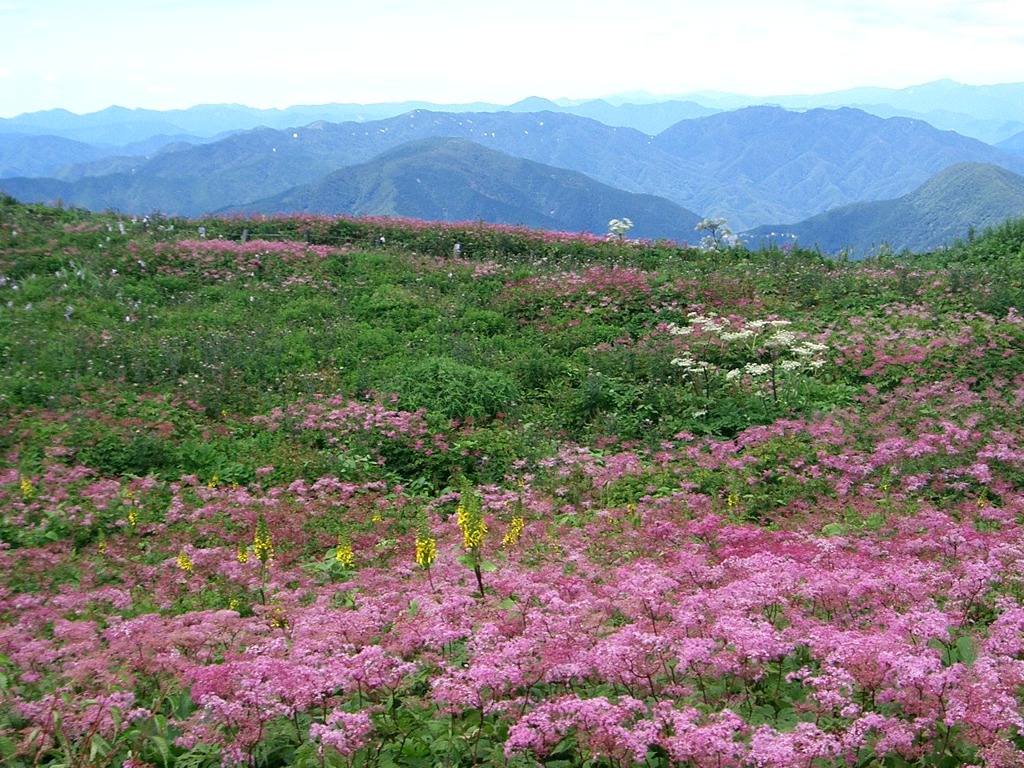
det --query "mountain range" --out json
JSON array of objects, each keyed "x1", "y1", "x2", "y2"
[
  {"x1": 235, "y1": 136, "x2": 702, "y2": 242},
  {"x1": 747, "y1": 162, "x2": 1024, "y2": 255},
  {"x1": 4, "y1": 81, "x2": 1024, "y2": 253},
  {"x1": 4, "y1": 80, "x2": 1024, "y2": 143}
]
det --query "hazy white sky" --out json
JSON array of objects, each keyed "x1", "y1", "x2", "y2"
[{"x1": 2, "y1": 0, "x2": 1023, "y2": 117}]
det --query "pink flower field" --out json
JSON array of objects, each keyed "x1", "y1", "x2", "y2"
[{"x1": 2, "y1": 204, "x2": 1024, "y2": 766}]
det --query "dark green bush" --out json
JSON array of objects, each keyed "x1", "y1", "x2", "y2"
[{"x1": 385, "y1": 356, "x2": 519, "y2": 421}]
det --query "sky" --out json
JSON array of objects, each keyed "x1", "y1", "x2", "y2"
[{"x1": 2, "y1": 0, "x2": 1024, "y2": 117}]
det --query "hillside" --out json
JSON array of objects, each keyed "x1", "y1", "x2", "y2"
[
  {"x1": 0, "y1": 134, "x2": 113, "y2": 178},
  {"x1": 746, "y1": 162, "x2": 1024, "y2": 255},
  {"x1": 998, "y1": 129, "x2": 1024, "y2": 156},
  {"x1": 0, "y1": 111, "x2": 695, "y2": 219},
  {"x1": 652, "y1": 106, "x2": 1024, "y2": 228},
  {"x1": 5, "y1": 106, "x2": 1024, "y2": 235},
  {"x1": 238, "y1": 137, "x2": 702, "y2": 241},
  {"x1": 4, "y1": 198, "x2": 1024, "y2": 766}
]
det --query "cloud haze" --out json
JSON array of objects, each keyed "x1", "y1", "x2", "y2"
[{"x1": 2, "y1": 0, "x2": 1023, "y2": 116}]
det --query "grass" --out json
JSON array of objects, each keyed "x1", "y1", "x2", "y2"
[{"x1": 3, "y1": 196, "x2": 1024, "y2": 766}]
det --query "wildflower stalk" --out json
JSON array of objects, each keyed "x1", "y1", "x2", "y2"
[
  {"x1": 334, "y1": 530, "x2": 355, "y2": 569},
  {"x1": 414, "y1": 510, "x2": 436, "y2": 591},
  {"x1": 253, "y1": 513, "x2": 273, "y2": 604},
  {"x1": 176, "y1": 551, "x2": 193, "y2": 575},
  {"x1": 456, "y1": 483, "x2": 489, "y2": 597},
  {"x1": 503, "y1": 492, "x2": 526, "y2": 548}
]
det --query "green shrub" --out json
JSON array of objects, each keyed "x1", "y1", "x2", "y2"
[{"x1": 385, "y1": 356, "x2": 518, "y2": 421}]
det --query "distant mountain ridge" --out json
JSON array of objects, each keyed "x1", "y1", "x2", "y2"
[
  {"x1": 681, "y1": 79, "x2": 1024, "y2": 144},
  {"x1": 650, "y1": 106, "x2": 1024, "y2": 228},
  {"x1": 5, "y1": 106, "x2": 1024, "y2": 234},
  {"x1": 746, "y1": 163, "x2": 1024, "y2": 255},
  {"x1": 4, "y1": 79, "x2": 1024, "y2": 142},
  {"x1": 0, "y1": 99, "x2": 717, "y2": 146},
  {"x1": 234, "y1": 136, "x2": 702, "y2": 242},
  {"x1": 0, "y1": 134, "x2": 111, "y2": 178},
  {"x1": 0, "y1": 132, "x2": 212, "y2": 178},
  {"x1": 5, "y1": 89, "x2": 1024, "y2": 251}
]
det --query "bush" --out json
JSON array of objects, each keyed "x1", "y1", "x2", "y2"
[{"x1": 385, "y1": 356, "x2": 518, "y2": 421}]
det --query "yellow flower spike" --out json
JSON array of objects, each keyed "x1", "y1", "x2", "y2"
[
  {"x1": 456, "y1": 484, "x2": 489, "y2": 597},
  {"x1": 415, "y1": 534, "x2": 437, "y2": 569},
  {"x1": 253, "y1": 514, "x2": 274, "y2": 565},
  {"x1": 20, "y1": 476, "x2": 35, "y2": 499},
  {"x1": 236, "y1": 545, "x2": 249, "y2": 563},
  {"x1": 456, "y1": 495, "x2": 487, "y2": 551},
  {"x1": 127, "y1": 508, "x2": 138, "y2": 527},
  {"x1": 176, "y1": 551, "x2": 194, "y2": 574},
  {"x1": 334, "y1": 531, "x2": 356, "y2": 568},
  {"x1": 502, "y1": 516, "x2": 525, "y2": 548},
  {"x1": 414, "y1": 509, "x2": 437, "y2": 578}
]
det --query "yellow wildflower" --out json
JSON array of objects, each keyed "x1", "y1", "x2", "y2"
[
  {"x1": 20, "y1": 476, "x2": 35, "y2": 499},
  {"x1": 335, "y1": 532, "x2": 356, "y2": 568},
  {"x1": 457, "y1": 497, "x2": 487, "y2": 551},
  {"x1": 415, "y1": 534, "x2": 437, "y2": 569},
  {"x1": 502, "y1": 516, "x2": 525, "y2": 548},
  {"x1": 253, "y1": 514, "x2": 273, "y2": 564},
  {"x1": 177, "y1": 551, "x2": 194, "y2": 574}
]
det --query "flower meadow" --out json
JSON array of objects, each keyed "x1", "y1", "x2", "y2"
[{"x1": 3, "y1": 195, "x2": 1024, "y2": 767}]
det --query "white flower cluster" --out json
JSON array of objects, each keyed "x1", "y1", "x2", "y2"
[
  {"x1": 608, "y1": 218, "x2": 634, "y2": 240},
  {"x1": 668, "y1": 312, "x2": 830, "y2": 398},
  {"x1": 670, "y1": 353, "x2": 714, "y2": 374},
  {"x1": 695, "y1": 217, "x2": 740, "y2": 251}
]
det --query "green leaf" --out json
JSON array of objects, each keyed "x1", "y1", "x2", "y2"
[
  {"x1": 821, "y1": 522, "x2": 846, "y2": 536},
  {"x1": 479, "y1": 559, "x2": 498, "y2": 573},
  {"x1": 148, "y1": 735, "x2": 173, "y2": 767},
  {"x1": 0, "y1": 736, "x2": 19, "y2": 758},
  {"x1": 956, "y1": 634, "x2": 978, "y2": 664},
  {"x1": 89, "y1": 734, "x2": 113, "y2": 762}
]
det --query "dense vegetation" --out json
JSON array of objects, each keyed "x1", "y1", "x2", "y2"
[{"x1": 3, "y1": 195, "x2": 1024, "y2": 766}]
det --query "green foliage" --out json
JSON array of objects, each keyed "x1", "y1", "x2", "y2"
[
  {"x1": 386, "y1": 356, "x2": 519, "y2": 421},
  {"x1": 8, "y1": 201, "x2": 1024, "y2": 767}
]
